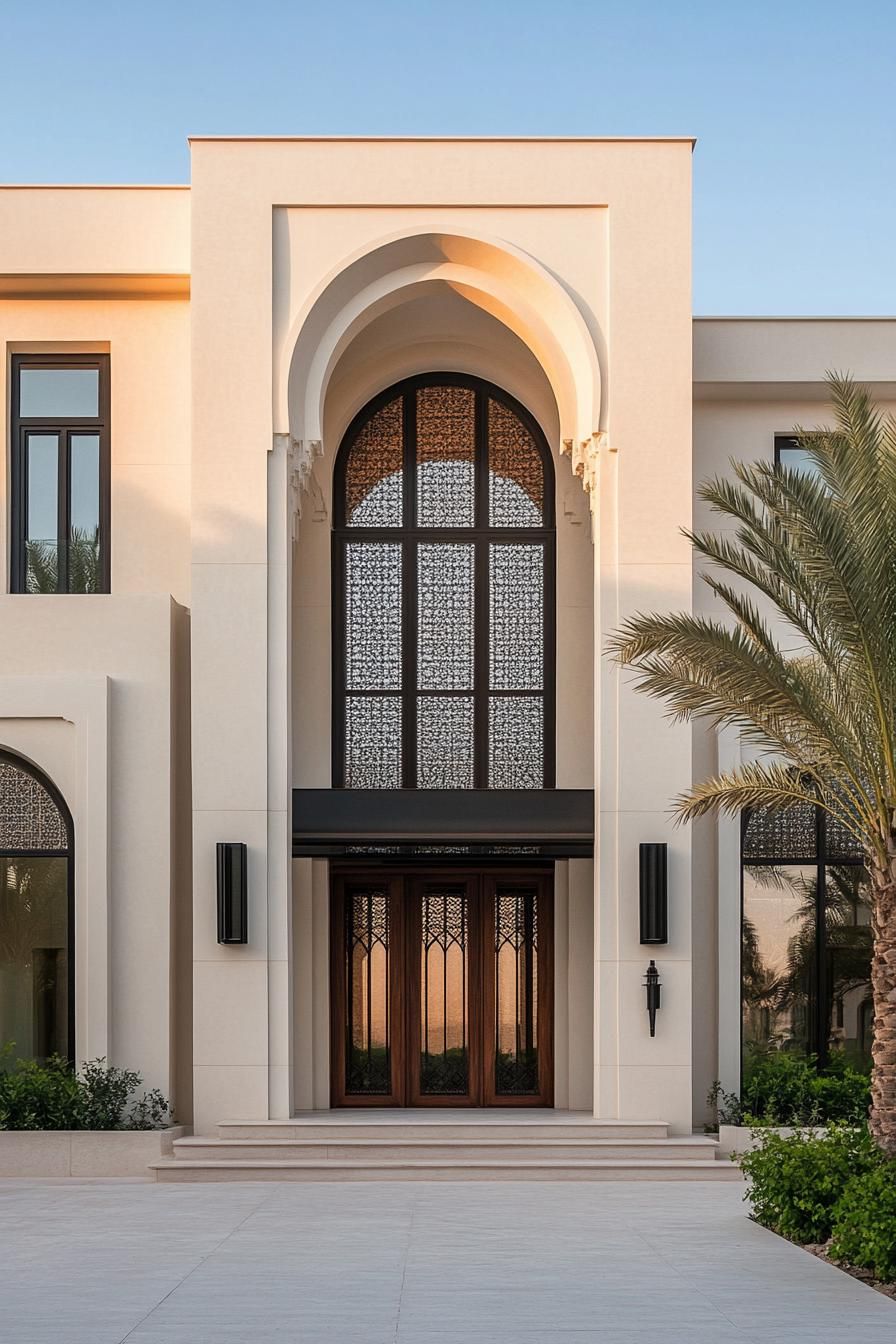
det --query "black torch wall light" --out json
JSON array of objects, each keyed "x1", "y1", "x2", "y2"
[{"x1": 639, "y1": 842, "x2": 667, "y2": 1036}]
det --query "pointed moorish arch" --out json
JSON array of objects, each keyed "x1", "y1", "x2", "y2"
[{"x1": 276, "y1": 228, "x2": 605, "y2": 510}]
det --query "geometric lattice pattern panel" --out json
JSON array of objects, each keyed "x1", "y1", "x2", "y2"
[
  {"x1": 344, "y1": 697, "x2": 402, "y2": 788},
  {"x1": 488, "y1": 696, "x2": 544, "y2": 789},
  {"x1": 417, "y1": 386, "x2": 475, "y2": 527},
  {"x1": 824, "y1": 811, "x2": 864, "y2": 862},
  {"x1": 418, "y1": 543, "x2": 475, "y2": 690},
  {"x1": 0, "y1": 761, "x2": 68, "y2": 852},
  {"x1": 336, "y1": 377, "x2": 553, "y2": 790},
  {"x1": 417, "y1": 695, "x2": 475, "y2": 789},
  {"x1": 345, "y1": 397, "x2": 403, "y2": 526},
  {"x1": 488, "y1": 397, "x2": 543, "y2": 526},
  {"x1": 742, "y1": 803, "x2": 817, "y2": 862},
  {"x1": 345, "y1": 543, "x2": 402, "y2": 690},
  {"x1": 489, "y1": 544, "x2": 544, "y2": 691}
]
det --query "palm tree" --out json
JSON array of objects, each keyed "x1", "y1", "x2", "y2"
[{"x1": 608, "y1": 375, "x2": 896, "y2": 1154}]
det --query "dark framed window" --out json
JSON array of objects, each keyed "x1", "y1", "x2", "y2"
[
  {"x1": 741, "y1": 803, "x2": 872, "y2": 1078},
  {"x1": 0, "y1": 750, "x2": 74, "y2": 1063},
  {"x1": 10, "y1": 354, "x2": 110, "y2": 593},
  {"x1": 774, "y1": 433, "x2": 821, "y2": 477},
  {"x1": 332, "y1": 373, "x2": 556, "y2": 789}
]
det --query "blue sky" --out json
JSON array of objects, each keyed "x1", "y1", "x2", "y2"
[{"x1": 4, "y1": 0, "x2": 894, "y2": 314}]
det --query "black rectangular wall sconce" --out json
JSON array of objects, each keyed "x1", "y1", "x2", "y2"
[
  {"x1": 639, "y1": 842, "x2": 668, "y2": 945},
  {"x1": 217, "y1": 842, "x2": 248, "y2": 945}
]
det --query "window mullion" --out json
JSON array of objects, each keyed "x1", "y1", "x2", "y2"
[
  {"x1": 58, "y1": 429, "x2": 70, "y2": 594},
  {"x1": 473, "y1": 390, "x2": 490, "y2": 788},
  {"x1": 815, "y1": 806, "x2": 828, "y2": 1068},
  {"x1": 402, "y1": 392, "x2": 418, "y2": 787}
]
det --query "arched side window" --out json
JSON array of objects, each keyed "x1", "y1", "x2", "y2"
[
  {"x1": 333, "y1": 374, "x2": 555, "y2": 790},
  {"x1": 0, "y1": 751, "x2": 73, "y2": 1063}
]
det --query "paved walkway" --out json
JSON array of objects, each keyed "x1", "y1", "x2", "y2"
[{"x1": 1, "y1": 1179, "x2": 893, "y2": 1343}]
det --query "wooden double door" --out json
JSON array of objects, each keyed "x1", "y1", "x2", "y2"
[{"x1": 331, "y1": 867, "x2": 553, "y2": 1107}]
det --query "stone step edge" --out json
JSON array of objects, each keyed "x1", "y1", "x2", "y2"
[
  {"x1": 179, "y1": 1137, "x2": 717, "y2": 1150},
  {"x1": 217, "y1": 1118, "x2": 670, "y2": 1128},
  {"x1": 151, "y1": 1157, "x2": 734, "y2": 1171}
]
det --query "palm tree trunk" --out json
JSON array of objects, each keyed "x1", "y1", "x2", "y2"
[{"x1": 869, "y1": 871, "x2": 896, "y2": 1156}]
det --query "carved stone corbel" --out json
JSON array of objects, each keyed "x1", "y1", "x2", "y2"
[
  {"x1": 561, "y1": 431, "x2": 607, "y2": 518},
  {"x1": 273, "y1": 433, "x2": 325, "y2": 539}
]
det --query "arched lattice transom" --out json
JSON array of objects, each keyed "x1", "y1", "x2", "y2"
[
  {"x1": 0, "y1": 752, "x2": 73, "y2": 1063},
  {"x1": 333, "y1": 375, "x2": 555, "y2": 789}
]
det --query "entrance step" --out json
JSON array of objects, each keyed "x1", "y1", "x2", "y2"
[
  {"x1": 150, "y1": 1156, "x2": 740, "y2": 1182},
  {"x1": 173, "y1": 1136, "x2": 719, "y2": 1163},
  {"x1": 147, "y1": 1113, "x2": 741, "y2": 1181},
  {"x1": 216, "y1": 1116, "x2": 671, "y2": 1142}
]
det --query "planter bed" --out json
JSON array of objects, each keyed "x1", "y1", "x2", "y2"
[{"x1": 0, "y1": 1126, "x2": 187, "y2": 1177}]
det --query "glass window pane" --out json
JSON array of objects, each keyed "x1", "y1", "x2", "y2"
[
  {"x1": 345, "y1": 696, "x2": 401, "y2": 788},
  {"x1": 778, "y1": 447, "x2": 820, "y2": 476},
  {"x1": 19, "y1": 367, "x2": 99, "y2": 418},
  {"x1": 826, "y1": 865, "x2": 873, "y2": 1072},
  {"x1": 488, "y1": 696, "x2": 544, "y2": 789},
  {"x1": 489, "y1": 398, "x2": 543, "y2": 525},
  {"x1": 345, "y1": 397, "x2": 403, "y2": 526},
  {"x1": 490, "y1": 544, "x2": 544, "y2": 690},
  {"x1": 69, "y1": 434, "x2": 101, "y2": 594},
  {"x1": 345, "y1": 543, "x2": 402, "y2": 690},
  {"x1": 417, "y1": 696, "x2": 474, "y2": 788},
  {"x1": 25, "y1": 434, "x2": 59, "y2": 593},
  {"x1": 494, "y1": 883, "x2": 540, "y2": 1095},
  {"x1": 420, "y1": 884, "x2": 469, "y2": 1095},
  {"x1": 0, "y1": 856, "x2": 69, "y2": 1063},
  {"x1": 417, "y1": 386, "x2": 475, "y2": 527},
  {"x1": 418, "y1": 543, "x2": 474, "y2": 690},
  {"x1": 345, "y1": 885, "x2": 392, "y2": 1095},
  {"x1": 742, "y1": 863, "x2": 816, "y2": 1067}
]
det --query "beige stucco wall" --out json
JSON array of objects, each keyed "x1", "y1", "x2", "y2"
[
  {"x1": 186, "y1": 136, "x2": 694, "y2": 1132},
  {"x1": 691, "y1": 350, "x2": 896, "y2": 1114},
  {"x1": 0, "y1": 188, "x2": 192, "y2": 1109},
  {"x1": 0, "y1": 295, "x2": 191, "y2": 605},
  {"x1": 20, "y1": 151, "x2": 896, "y2": 1132},
  {"x1": 0, "y1": 596, "x2": 187, "y2": 1106}
]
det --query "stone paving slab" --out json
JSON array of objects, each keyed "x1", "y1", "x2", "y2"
[{"x1": 0, "y1": 1180, "x2": 892, "y2": 1343}]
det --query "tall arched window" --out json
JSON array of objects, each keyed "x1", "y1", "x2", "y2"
[
  {"x1": 333, "y1": 374, "x2": 555, "y2": 789},
  {"x1": 0, "y1": 751, "x2": 73, "y2": 1062}
]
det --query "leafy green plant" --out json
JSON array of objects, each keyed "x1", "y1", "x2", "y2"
[
  {"x1": 830, "y1": 1161, "x2": 896, "y2": 1282},
  {"x1": 708, "y1": 1051, "x2": 870, "y2": 1129},
  {"x1": 739, "y1": 1124, "x2": 880, "y2": 1243},
  {"x1": 0, "y1": 1051, "x2": 82, "y2": 1131},
  {"x1": 0, "y1": 1048, "x2": 172, "y2": 1130}
]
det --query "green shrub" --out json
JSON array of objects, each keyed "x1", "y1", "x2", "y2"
[
  {"x1": 739, "y1": 1124, "x2": 879, "y2": 1243},
  {"x1": 0, "y1": 1054, "x2": 82, "y2": 1131},
  {"x1": 830, "y1": 1162, "x2": 896, "y2": 1283},
  {"x1": 0, "y1": 1049, "x2": 173, "y2": 1131},
  {"x1": 708, "y1": 1050, "x2": 870, "y2": 1128}
]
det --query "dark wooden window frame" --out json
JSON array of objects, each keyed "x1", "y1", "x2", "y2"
[
  {"x1": 0, "y1": 749, "x2": 75, "y2": 1063},
  {"x1": 331, "y1": 372, "x2": 556, "y2": 789},
  {"x1": 741, "y1": 804, "x2": 866, "y2": 1080},
  {"x1": 10, "y1": 353, "x2": 111, "y2": 594}
]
